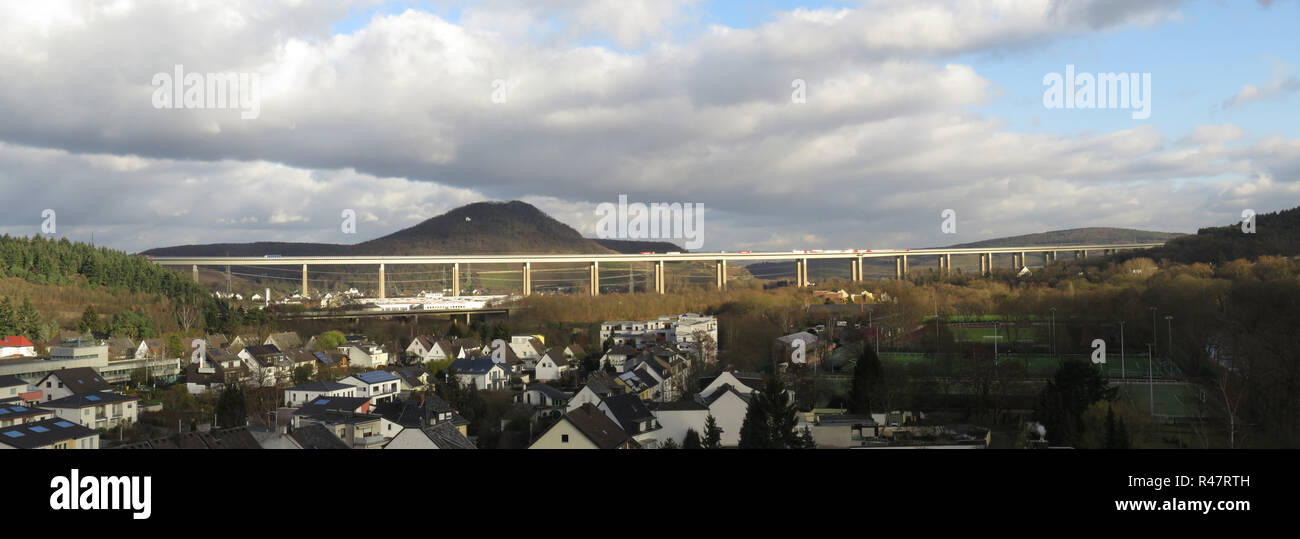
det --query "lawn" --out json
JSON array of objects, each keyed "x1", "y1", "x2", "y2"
[{"x1": 1118, "y1": 383, "x2": 1204, "y2": 418}]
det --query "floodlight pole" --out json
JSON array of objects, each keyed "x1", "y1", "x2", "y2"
[{"x1": 1118, "y1": 321, "x2": 1126, "y2": 379}]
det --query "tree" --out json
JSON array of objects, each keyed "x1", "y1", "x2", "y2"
[
  {"x1": 796, "y1": 425, "x2": 817, "y2": 449},
  {"x1": 314, "y1": 330, "x2": 346, "y2": 352},
  {"x1": 16, "y1": 299, "x2": 42, "y2": 341},
  {"x1": 1037, "y1": 360, "x2": 1116, "y2": 447},
  {"x1": 682, "y1": 428, "x2": 702, "y2": 449},
  {"x1": 215, "y1": 384, "x2": 248, "y2": 428},
  {"x1": 0, "y1": 297, "x2": 15, "y2": 336},
  {"x1": 848, "y1": 345, "x2": 881, "y2": 414},
  {"x1": 165, "y1": 334, "x2": 184, "y2": 359},
  {"x1": 292, "y1": 364, "x2": 314, "y2": 385},
  {"x1": 702, "y1": 414, "x2": 722, "y2": 449},
  {"x1": 660, "y1": 437, "x2": 679, "y2": 449},
  {"x1": 79, "y1": 305, "x2": 102, "y2": 334},
  {"x1": 738, "y1": 376, "x2": 800, "y2": 449}
]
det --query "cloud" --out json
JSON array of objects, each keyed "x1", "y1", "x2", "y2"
[{"x1": 1224, "y1": 63, "x2": 1300, "y2": 108}]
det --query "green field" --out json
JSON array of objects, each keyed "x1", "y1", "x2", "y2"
[
  {"x1": 947, "y1": 326, "x2": 1047, "y2": 343},
  {"x1": 1118, "y1": 383, "x2": 1204, "y2": 418}
]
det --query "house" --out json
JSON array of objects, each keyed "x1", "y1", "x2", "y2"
[
  {"x1": 615, "y1": 369, "x2": 660, "y2": 401},
  {"x1": 42, "y1": 391, "x2": 140, "y2": 430},
  {"x1": 0, "y1": 336, "x2": 36, "y2": 358},
  {"x1": 600, "y1": 314, "x2": 718, "y2": 361},
  {"x1": 0, "y1": 375, "x2": 39, "y2": 405},
  {"x1": 312, "y1": 350, "x2": 348, "y2": 370},
  {"x1": 775, "y1": 331, "x2": 820, "y2": 367},
  {"x1": 649, "y1": 400, "x2": 709, "y2": 446},
  {"x1": 341, "y1": 341, "x2": 389, "y2": 369},
  {"x1": 284, "y1": 349, "x2": 320, "y2": 377},
  {"x1": 698, "y1": 369, "x2": 766, "y2": 398},
  {"x1": 135, "y1": 339, "x2": 166, "y2": 360},
  {"x1": 509, "y1": 336, "x2": 545, "y2": 361},
  {"x1": 597, "y1": 392, "x2": 663, "y2": 447},
  {"x1": 264, "y1": 331, "x2": 303, "y2": 351},
  {"x1": 36, "y1": 367, "x2": 110, "y2": 402},
  {"x1": 600, "y1": 344, "x2": 637, "y2": 373},
  {"x1": 118, "y1": 427, "x2": 263, "y2": 449},
  {"x1": 699, "y1": 384, "x2": 750, "y2": 447},
  {"x1": 238, "y1": 344, "x2": 292, "y2": 386},
  {"x1": 383, "y1": 421, "x2": 475, "y2": 449},
  {"x1": 535, "y1": 349, "x2": 570, "y2": 382},
  {"x1": 449, "y1": 356, "x2": 509, "y2": 391},
  {"x1": 567, "y1": 372, "x2": 623, "y2": 411},
  {"x1": 294, "y1": 412, "x2": 394, "y2": 449},
  {"x1": 206, "y1": 334, "x2": 229, "y2": 350},
  {"x1": 339, "y1": 371, "x2": 401, "y2": 405},
  {"x1": 0, "y1": 417, "x2": 100, "y2": 449},
  {"x1": 388, "y1": 366, "x2": 430, "y2": 393},
  {"x1": 292, "y1": 396, "x2": 371, "y2": 419},
  {"x1": 529, "y1": 403, "x2": 636, "y2": 449},
  {"x1": 106, "y1": 337, "x2": 136, "y2": 359},
  {"x1": 562, "y1": 343, "x2": 586, "y2": 360},
  {"x1": 0, "y1": 404, "x2": 55, "y2": 427},
  {"x1": 406, "y1": 335, "x2": 438, "y2": 360},
  {"x1": 290, "y1": 423, "x2": 351, "y2": 449},
  {"x1": 519, "y1": 383, "x2": 571, "y2": 409},
  {"x1": 284, "y1": 381, "x2": 357, "y2": 407},
  {"x1": 229, "y1": 334, "x2": 261, "y2": 351},
  {"x1": 374, "y1": 395, "x2": 469, "y2": 436}
]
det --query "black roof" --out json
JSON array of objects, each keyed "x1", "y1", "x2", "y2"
[
  {"x1": 0, "y1": 375, "x2": 28, "y2": 388},
  {"x1": 290, "y1": 423, "x2": 350, "y2": 449},
  {"x1": 40, "y1": 367, "x2": 109, "y2": 395},
  {"x1": 115, "y1": 427, "x2": 263, "y2": 449},
  {"x1": 600, "y1": 393, "x2": 655, "y2": 431},
  {"x1": 0, "y1": 417, "x2": 97, "y2": 449},
  {"x1": 524, "y1": 383, "x2": 571, "y2": 403},
  {"x1": 292, "y1": 396, "x2": 370, "y2": 416},
  {"x1": 562, "y1": 403, "x2": 631, "y2": 449},
  {"x1": 43, "y1": 391, "x2": 139, "y2": 409},
  {"x1": 286, "y1": 381, "x2": 353, "y2": 392},
  {"x1": 649, "y1": 400, "x2": 708, "y2": 412}
]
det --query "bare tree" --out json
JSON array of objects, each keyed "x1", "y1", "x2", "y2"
[{"x1": 175, "y1": 303, "x2": 201, "y2": 332}]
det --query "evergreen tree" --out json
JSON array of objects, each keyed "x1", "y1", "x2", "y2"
[
  {"x1": 739, "y1": 376, "x2": 800, "y2": 449},
  {"x1": 702, "y1": 414, "x2": 722, "y2": 449},
  {"x1": 1115, "y1": 418, "x2": 1131, "y2": 449},
  {"x1": 660, "y1": 437, "x2": 679, "y2": 449},
  {"x1": 215, "y1": 384, "x2": 248, "y2": 428},
  {"x1": 0, "y1": 297, "x2": 15, "y2": 336},
  {"x1": 16, "y1": 299, "x2": 42, "y2": 340},
  {"x1": 848, "y1": 345, "x2": 881, "y2": 414},
  {"x1": 797, "y1": 426, "x2": 817, "y2": 449},
  {"x1": 682, "y1": 428, "x2": 702, "y2": 449},
  {"x1": 1104, "y1": 405, "x2": 1118, "y2": 449},
  {"x1": 78, "y1": 305, "x2": 102, "y2": 334},
  {"x1": 1036, "y1": 360, "x2": 1116, "y2": 447}
]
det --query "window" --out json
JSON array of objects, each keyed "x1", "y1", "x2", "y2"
[{"x1": 561, "y1": 434, "x2": 569, "y2": 443}]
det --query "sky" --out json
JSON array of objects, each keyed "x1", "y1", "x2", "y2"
[{"x1": 0, "y1": 0, "x2": 1297, "y2": 253}]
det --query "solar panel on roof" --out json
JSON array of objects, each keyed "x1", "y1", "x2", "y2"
[
  {"x1": 314, "y1": 399, "x2": 329, "y2": 404},
  {"x1": 29, "y1": 426, "x2": 49, "y2": 433},
  {"x1": 3, "y1": 431, "x2": 23, "y2": 438},
  {"x1": 86, "y1": 395, "x2": 101, "y2": 401},
  {"x1": 0, "y1": 409, "x2": 8, "y2": 415},
  {"x1": 54, "y1": 421, "x2": 74, "y2": 428},
  {"x1": 9, "y1": 407, "x2": 23, "y2": 412}
]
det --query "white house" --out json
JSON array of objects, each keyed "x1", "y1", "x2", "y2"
[
  {"x1": 339, "y1": 371, "x2": 401, "y2": 405},
  {"x1": 36, "y1": 367, "x2": 110, "y2": 402},
  {"x1": 699, "y1": 370, "x2": 765, "y2": 398},
  {"x1": 534, "y1": 349, "x2": 570, "y2": 382},
  {"x1": 0, "y1": 336, "x2": 36, "y2": 358},
  {"x1": 599, "y1": 345, "x2": 636, "y2": 373},
  {"x1": 342, "y1": 342, "x2": 390, "y2": 369},
  {"x1": 284, "y1": 381, "x2": 357, "y2": 407},
  {"x1": 406, "y1": 336, "x2": 437, "y2": 360},
  {"x1": 650, "y1": 400, "x2": 710, "y2": 446},
  {"x1": 41, "y1": 391, "x2": 140, "y2": 430},
  {"x1": 700, "y1": 384, "x2": 750, "y2": 447},
  {"x1": 383, "y1": 422, "x2": 475, "y2": 449}
]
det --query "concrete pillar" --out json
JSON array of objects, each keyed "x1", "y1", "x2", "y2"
[
  {"x1": 452, "y1": 263, "x2": 460, "y2": 297},
  {"x1": 303, "y1": 264, "x2": 310, "y2": 298},
  {"x1": 590, "y1": 261, "x2": 599, "y2": 296},
  {"x1": 895, "y1": 256, "x2": 902, "y2": 279},
  {"x1": 902, "y1": 255, "x2": 908, "y2": 278},
  {"x1": 987, "y1": 253, "x2": 994, "y2": 274},
  {"x1": 192, "y1": 264, "x2": 198, "y2": 282},
  {"x1": 1020, "y1": 252, "x2": 1026, "y2": 268},
  {"x1": 523, "y1": 262, "x2": 531, "y2": 296},
  {"x1": 655, "y1": 261, "x2": 664, "y2": 294},
  {"x1": 800, "y1": 258, "x2": 809, "y2": 286},
  {"x1": 944, "y1": 253, "x2": 952, "y2": 275},
  {"x1": 226, "y1": 265, "x2": 232, "y2": 293},
  {"x1": 716, "y1": 260, "x2": 726, "y2": 290},
  {"x1": 377, "y1": 263, "x2": 385, "y2": 299}
]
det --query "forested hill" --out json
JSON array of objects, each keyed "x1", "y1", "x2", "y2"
[
  {"x1": 943, "y1": 227, "x2": 1183, "y2": 249},
  {"x1": 0, "y1": 235, "x2": 205, "y2": 304},
  {"x1": 1127, "y1": 206, "x2": 1300, "y2": 264}
]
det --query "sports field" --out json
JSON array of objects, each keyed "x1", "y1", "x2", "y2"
[{"x1": 1118, "y1": 382, "x2": 1204, "y2": 417}]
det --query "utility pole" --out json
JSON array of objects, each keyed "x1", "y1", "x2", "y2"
[
  {"x1": 1149, "y1": 307, "x2": 1158, "y2": 357},
  {"x1": 1165, "y1": 315, "x2": 1174, "y2": 363},
  {"x1": 1118, "y1": 321, "x2": 1126, "y2": 379},
  {"x1": 1049, "y1": 307, "x2": 1056, "y2": 358},
  {"x1": 1147, "y1": 343, "x2": 1154, "y2": 418}
]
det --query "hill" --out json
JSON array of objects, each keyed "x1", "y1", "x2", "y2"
[
  {"x1": 592, "y1": 238, "x2": 685, "y2": 253},
  {"x1": 942, "y1": 227, "x2": 1183, "y2": 249},
  {"x1": 1117, "y1": 206, "x2": 1300, "y2": 264},
  {"x1": 144, "y1": 201, "x2": 616, "y2": 257}
]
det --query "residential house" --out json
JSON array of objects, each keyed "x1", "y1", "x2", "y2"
[
  {"x1": 388, "y1": 366, "x2": 430, "y2": 393},
  {"x1": 649, "y1": 400, "x2": 710, "y2": 446},
  {"x1": 597, "y1": 392, "x2": 663, "y2": 448},
  {"x1": 698, "y1": 369, "x2": 766, "y2": 398},
  {"x1": 284, "y1": 381, "x2": 357, "y2": 407},
  {"x1": 449, "y1": 356, "x2": 509, "y2": 391},
  {"x1": 567, "y1": 372, "x2": 623, "y2": 412},
  {"x1": 0, "y1": 375, "x2": 39, "y2": 405},
  {"x1": 42, "y1": 391, "x2": 140, "y2": 430},
  {"x1": 294, "y1": 412, "x2": 393, "y2": 449},
  {"x1": 206, "y1": 334, "x2": 229, "y2": 350},
  {"x1": 600, "y1": 344, "x2": 637, "y2": 373},
  {"x1": 106, "y1": 337, "x2": 136, "y2": 359},
  {"x1": 775, "y1": 331, "x2": 821, "y2": 368},
  {"x1": 117, "y1": 427, "x2": 262, "y2": 449},
  {"x1": 615, "y1": 369, "x2": 661, "y2": 402},
  {"x1": 36, "y1": 367, "x2": 109, "y2": 402},
  {"x1": 339, "y1": 371, "x2": 401, "y2": 405},
  {"x1": 383, "y1": 421, "x2": 475, "y2": 449},
  {"x1": 229, "y1": 334, "x2": 261, "y2": 351},
  {"x1": 290, "y1": 423, "x2": 351, "y2": 449},
  {"x1": 0, "y1": 404, "x2": 54, "y2": 427},
  {"x1": 0, "y1": 336, "x2": 36, "y2": 358},
  {"x1": 0, "y1": 417, "x2": 100, "y2": 449},
  {"x1": 508, "y1": 336, "x2": 545, "y2": 363},
  {"x1": 562, "y1": 343, "x2": 586, "y2": 361},
  {"x1": 135, "y1": 338, "x2": 166, "y2": 360},
  {"x1": 374, "y1": 395, "x2": 469, "y2": 437},
  {"x1": 699, "y1": 383, "x2": 750, "y2": 447},
  {"x1": 264, "y1": 331, "x2": 303, "y2": 351},
  {"x1": 529, "y1": 403, "x2": 636, "y2": 449},
  {"x1": 406, "y1": 335, "x2": 438, "y2": 361},
  {"x1": 238, "y1": 344, "x2": 292, "y2": 387},
  {"x1": 534, "y1": 349, "x2": 570, "y2": 382},
  {"x1": 284, "y1": 349, "x2": 320, "y2": 378},
  {"x1": 341, "y1": 341, "x2": 389, "y2": 369}
]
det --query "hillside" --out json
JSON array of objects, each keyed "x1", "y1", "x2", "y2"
[
  {"x1": 1117, "y1": 206, "x2": 1300, "y2": 264},
  {"x1": 942, "y1": 227, "x2": 1183, "y2": 249},
  {"x1": 592, "y1": 238, "x2": 685, "y2": 253}
]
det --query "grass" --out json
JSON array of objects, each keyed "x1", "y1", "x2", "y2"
[{"x1": 1118, "y1": 383, "x2": 1204, "y2": 418}]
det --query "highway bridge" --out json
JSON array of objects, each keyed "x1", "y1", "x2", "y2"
[{"x1": 150, "y1": 242, "x2": 1164, "y2": 298}]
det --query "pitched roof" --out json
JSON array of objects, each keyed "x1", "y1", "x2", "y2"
[
  {"x1": 292, "y1": 396, "x2": 369, "y2": 416},
  {"x1": 0, "y1": 375, "x2": 28, "y2": 388},
  {"x1": 43, "y1": 391, "x2": 140, "y2": 409},
  {"x1": 266, "y1": 332, "x2": 302, "y2": 349},
  {"x1": 524, "y1": 383, "x2": 571, "y2": 403},
  {"x1": 0, "y1": 417, "x2": 98, "y2": 448},
  {"x1": 0, "y1": 336, "x2": 35, "y2": 348},
  {"x1": 541, "y1": 348, "x2": 568, "y2": 366},
  {"x1": 0, "y1": 404, "x2": 53, "y2": 421},
  {"x1": 41, "y1": 367, "x2": 109, "y2": 394},
  {"x1": 562, "y1": 403, "x2": 632, "y2": 450},
  {"x1": 565, "y1": 344, "x2": 586, "y2": 357},
  {"x1": 290, "y1": 423, "x2": 350, "y2": 449},
  {"x1": 649, "y1": 400, "x2": 708, "y2": 412},
  {"x1": 411, "y1": 421, "x2": 475, "y2": 449},
  {"x1": 117, "y1": 427, "x2": 263, "y2": 449},
  {"x1": 600, "y1": 392, "x2": 655, "y2": 431},
  {"x1": 352, "y1": 370, "x2": 399, "y2": 384},
  {"x1": 450, "y1": 356, "x2": 502, "y2": 375},
  {"x1": 702, "y1": 384, "x2": 749, "y2": 407},
  {"x1": 242, "y1": 344, "x2": 284, "y2": 357}
]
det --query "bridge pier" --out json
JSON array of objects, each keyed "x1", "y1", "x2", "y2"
[
  {"x1": 192, "y1": 264, "x2": 198, "y2": 283},
  {"x1": 715, "y1": 260, "x2": 726, "y2": 290},
  {"x1": 522, "y1": 262, "x2": 531, "y2": 296},
  {"x1": 654, "y1": 260, "x2": 664, "y2": 293},
  {"x1": 590, "y1": 261, "x2": 599, "y2": 296},
  {"x1": 378, "y1": 263, "x2": 385, "y2": 299},
  {"x1": 303, "y1": 264, "x2": 309, "y2": 298},
  {"x1": 798, "y1": 258, "x2": 808, "y2": 286},
  {"x1": 452, "y1": 263, "x2": 460, "y2": 296}
]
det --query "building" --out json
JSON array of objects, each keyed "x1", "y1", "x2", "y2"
[
  {"x1": 597, "y1": 392, "x2": 663, "y2": 448},
  {"x1": 0, "y1": 404, "x2": 54, "y2": 427},
  {"x1": 339, "y1": 371, "x2": 401, "y2": 405},
  {"x1": 700, "y1": 384, "x2": 750, "y2": 447},
  {"x1": 42, "y1": 391, "x2": 140, "y2": 430},
  {"x1": 239, "y1": 344, "x2": 292, "y2": 386},
  {"x1": 36, "y1": 367, "x2": 110, "y2": 402},
  {"x1": 649, "y1": 400, "x2": 710, "y2": 446},
  {"x1": 0, "y1": 375, "x2": 39, "y2": 405},
  {"x1": 529, "y1": 403, "x2": 636, "y2": 449},
  {"x1": 448, "y1": 356, "x2": 509, "y2": 390},
  {"x1": 383, "y1": 421, "x2": 475, "y2": 449},
  {"x1": 264, "y1": 332, "x2": 303, "y2": 351},
  {"x1": 534, "y1": 349, "x2": 570, "y2": 381},
  {"x1": 50, "y1": 339, "x2": 109, "y2": 365},
  {"x1": 284, "y1": 381, "x2": 357, "y2": 407},
  {"x1": 599, "y1": 313, "x2": 718, "y2": 361},
  {"x1": 0, "y1": 336, "x2": 36, "y2": 358},
  {"x1": 341, "y1": 342, "x2": 389, "y2": 369},
  {"x1": 0, "y1": 417, "x2": 100, "y2": 449},
  {"x1": 774, "y1": 331, "x2": 821, "y2": 368}
]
